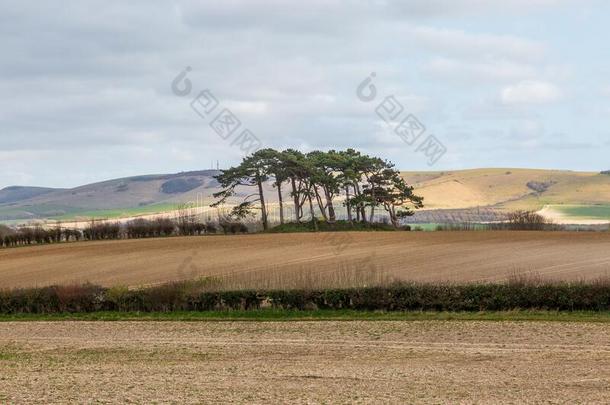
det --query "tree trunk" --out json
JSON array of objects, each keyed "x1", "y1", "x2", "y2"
[
  {"x1": 369, "y1": 185, "x2": 376, "y2": 223},
  {"x1": 354, "y1": 183, "x2": 366, "y2": 223},
  {"x1": 298, "y1": 194, "x2": 307, "y2": 222},
  {"x1": 324, "y1": 187, "x2": 336, "y2": 223},
  {"x1": 345, "y1": 185, "x2": 353, "y2": 224},
  {"x1": 313, "y1": 186, "x2": 329, "y2": 222},
  {"x1": 389, "y1": 204, "x2": 398, "y2": 228},
  {"x1": 307, "y1": 191, "x2": 318, "y2": 231},
  {"x1": 277, "y1": 182, "x2": 284, "y2": 225},
  {"x1": 257, "y1": 175, "x2": 268, "y2": 230},
  {"x1": 291, "y1": 178, "x2": 300, "y2": 223}
]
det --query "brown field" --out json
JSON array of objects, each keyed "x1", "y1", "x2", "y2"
[
  {"x1": 0, "y1": 320, "x2": 608, "y2": 403},
  {"x1": 1, "y1": 231, "x2": 610, "y2": 289}
]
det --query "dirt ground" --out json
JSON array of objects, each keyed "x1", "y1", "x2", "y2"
[
  {"x1": 0, "y1": 320, "x2": 608, "y2": 403},
  {"x1": 1, "y1": 231, "x2": 610, "y2": 288}
]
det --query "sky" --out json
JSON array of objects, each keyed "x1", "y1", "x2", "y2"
[{"x1": 1, "y1": 0, "x2": 609, "y2": 189}]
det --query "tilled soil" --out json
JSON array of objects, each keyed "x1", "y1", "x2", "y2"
[
  {"x1": 1, "y1": 231, "x2": 610, "y2": 288},
  {"x1": 0, "y1": 320, "x2": 609, "y2": 403}
]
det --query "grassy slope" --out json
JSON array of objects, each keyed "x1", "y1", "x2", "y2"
[
  {"x1": 402, "y1": 169, "x2": 610, "y2": 217},
  {"x1": 0, "y1": 171, "x2": 221, "y2": 221},
  {"x1": 52, "y1": 202, "x2": 182, "y2": 220},
  {"x1": 553, "y1": 204, "x2": 610, "y2": 219}
]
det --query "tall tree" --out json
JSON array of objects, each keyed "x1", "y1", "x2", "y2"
[
  {"x1": 336, "y1": 149, "x2": 364, "y2": 224},
  {"x1": 281, "y1": 149, "x2": 309, "y2": 223},
  {"x1": 362, "y1": 168, "x2": 424, "y2": 228},
  {"x1": 344, "y1": 153, "x2": 386, "y2": 223},
  {"x1": 307, "y1": 150, "x2": 342, "y2": 223},
  {"x1": 211, "y1": 151, "x2": 271, "y2": 230},
  {"x1": 256, "y1": 149, "x2": 289, "y2": 225}
]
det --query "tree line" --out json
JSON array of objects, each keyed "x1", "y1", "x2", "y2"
[
  {"x1": 212, "y1": 148, "x2": 424, "y2": 230},
  {"x1": 0, "y1": 215, "x2": 248, "y2": 248},
  {"x1": 0, "y1": 224, "x2": 82, "y2": 247}
]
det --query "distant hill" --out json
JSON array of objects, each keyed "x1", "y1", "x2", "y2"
[
  {"x1": 0, "y1": 170, "x2": 221, "y2": 221},
  {"x1": 400, "y1": 168, "x2": 610, "y2": 224},
  {"x1": 0, "y1": 186, "x2": 60, "y2": 205},
  {"x1": 1, "y1": 168, "x2": 609, "y2": 224},
  {"x1": 401, "y1": 168, "x2": 610, "y2": 210}
]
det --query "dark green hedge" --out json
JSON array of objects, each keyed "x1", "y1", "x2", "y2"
[{"x1": 0, "y1": 282, "x2": 608, "y2": 314}]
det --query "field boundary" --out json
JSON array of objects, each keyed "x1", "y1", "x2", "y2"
[
  {"x1": 2, "y1": 281, "x2": 609, "y2": 314},
  {"x1": 1, "y1": 310, "x2": 609, "y2": 322}
]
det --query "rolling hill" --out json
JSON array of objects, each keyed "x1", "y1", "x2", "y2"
[
  {"x1": 0, "y1": 186, "x2": 60, "y2": 205},
  {"x1": 402, "y1": 168, "x2": 610, "y2": 210},
  {"x1": 0, "y1": 170, "x2": 221, "y2": 222},
  {"x1": 1, "y1": 168, "x2": 609, "y2": 224},
  {"x1": 401, "y1": 168, "x2": 610, "y2": 224}
]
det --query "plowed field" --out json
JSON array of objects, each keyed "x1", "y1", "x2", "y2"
[
  {"x1": 0, "y1": 320, "x2": 609, "y2": 403},
  {"x1": 1, "y1": 231, "x2": 610, "y2": 288}
]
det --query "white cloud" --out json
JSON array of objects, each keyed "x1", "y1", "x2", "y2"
[
  {"x1": 386, "y1": 0, "x2": 575, "y2": 17},
  {"x1": 0, "y1": 0, "x2": 605, "y2": 187},
  {"x1": 500, "y1": 81, "x2": 563, "y2": 104},
  {"x1": 424, "y1": 57, "x2": 536, "y2": 83},
  {"x1": 406, "y1": 26, "x2": 546, "y2": 62},
  {"x1": 223, "y1": 101, "x2": 269, "y2": 115}
]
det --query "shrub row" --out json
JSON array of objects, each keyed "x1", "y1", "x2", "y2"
[
  {"x1": 1, "y1": 225, "x2": 83, "y2": 247},
  {"x1": 0, "y1": 217, "x2": 252, "y2": 248},
  {"x1": 1, "y1": 281, "x2": 608, "y2": 314}
]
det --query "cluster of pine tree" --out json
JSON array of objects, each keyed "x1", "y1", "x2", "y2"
[{"x1": 212, "y1": 148, "x2": 424, "y2": 229}]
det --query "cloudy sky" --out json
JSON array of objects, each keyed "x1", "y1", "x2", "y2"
[{"x1": 1, "y1": 0, "x2": 609, "y2": 189}]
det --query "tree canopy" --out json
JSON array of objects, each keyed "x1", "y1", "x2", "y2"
[{"x1": 211, "y1": 149, "x2": 424, "y2": 229}]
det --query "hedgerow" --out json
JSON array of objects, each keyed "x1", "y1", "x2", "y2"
[{"x1": 0, "y1": 280, "x2": 608, "y2": 314}]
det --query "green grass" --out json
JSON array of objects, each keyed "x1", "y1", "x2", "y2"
[
  {"x1": 0, "y1": 203, "x2": 74, "y2": 220},
  {"x1": 0, "y1": 202, "x2": 183, "y2": 223},
  {"x1": 1, "y1": 310, "x2": 609, "y2": 322},
  {"x1": 401, "y1": 223, "x2": 491, "y2": 231},
  {"x1": 551, "y1": 204, "x2": 610, "y2": 220},
  {"x1": 52, "y1": 203, "x2": 181, "y2": 220},
  {"x1": 267, "y1": 220, "x2": 489, "y2": 233},
  {"x1": 268, "y1": 220, "x2": 403, "y2": 232},
  {"x1": 404, "y1": 223, "x2": 441, "y2": 231}
]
